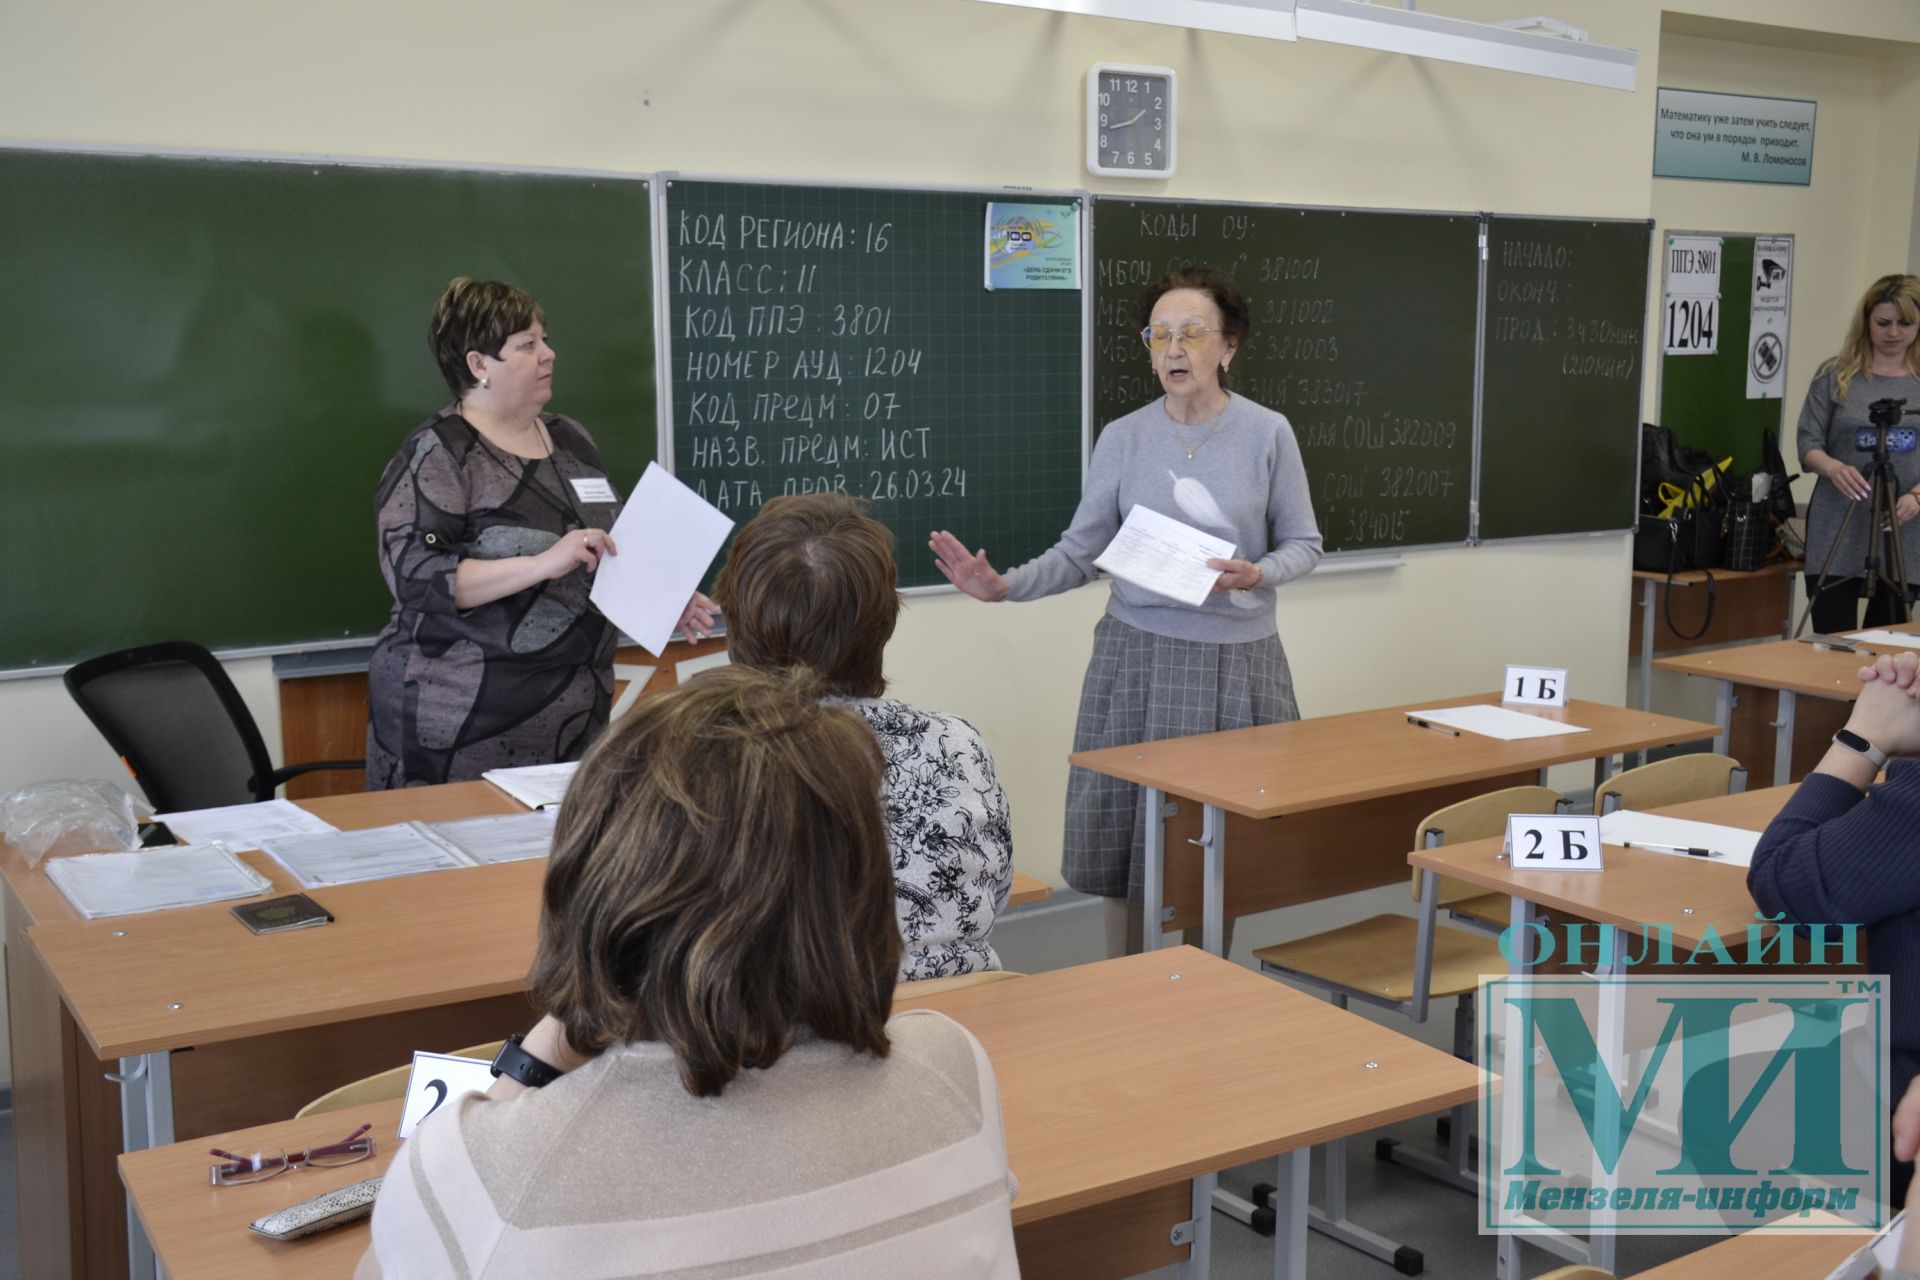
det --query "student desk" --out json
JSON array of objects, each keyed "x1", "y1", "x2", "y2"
[
  {"x1": 1633, "y1": 1228, "x2": 1858, "y2": 1279},
  {"x1": 117, "y1": 948, "x2": 1482, "y2": 1280},
  {"x1": 1069, "y1": 696, "x2": 1719, "y2": 955},
  {"x1": 1652, "y1": 628, "x2": 1920, "y2": 785},
  {"x1": 4, "y1": 781, "x2": 1048, "y2": 1280}
]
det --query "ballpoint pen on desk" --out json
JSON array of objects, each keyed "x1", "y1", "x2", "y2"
[
  {"x1": 1622, "y1": 840, "x2": 1724, "y2": 859},
  {"x1": 1407, "y1": 717, "x2": 1461, "y2": 737}
]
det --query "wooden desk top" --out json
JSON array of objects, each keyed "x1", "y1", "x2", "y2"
[
  {"x1": 121, "y1": 948, "x2": 1481, "y2": 1279},
  {"x1": 1653, "y1": 623, "x2": 1920, "y2": 699},
  {"x1": 1633, "y1": 561, "x2": 1803, "y2": 587},
  {"x1": 1408, "y1": 787, "x2": 1792, "y2": 950},
  {"x1": 23, "y1": 781, "x2": 1050, "y2": 1060},
  {"x1": 1069, "y1": 695, "x2": 1718, "y2": 820},
  {"x1": 1633, "y1": 1222, "x2": 1861, "y2": 1278}
]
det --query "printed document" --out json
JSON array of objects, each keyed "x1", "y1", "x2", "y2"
[
  {"x1": 154, "y1": 798, "x2": 338, "y2": 851},
  {"x1": 589, "y1": 463, "x2": 734, "y2": 656},
  {"x1": 1846, "y1": 628, "x2": 1920, "y2": 650},
  {"x1": 419, "y1": 812, "x2": 557, "y2": 864},
  {"x1": 45, "y1": 844, "x2": 272, "y2": 918},
  {"x1": 1093, "y1": 505, "x2": 1234, "y2": 607},
  {"x1": 1403, "y1": 705, "x2": 1589, "y2": 740},
  {"x1": 1597, "y1": 809, "x2": 1763, "y2": 868},
  {"x1": 259, "y1": 824, "x2": 471, "y2": 888},
  {"x1": 482, "y1": 761, "x2": 579, "y2": 810}
]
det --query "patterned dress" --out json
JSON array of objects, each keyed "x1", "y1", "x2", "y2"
[
  {"x1": 366, "y1": 411, "x2": 620, "y2": 790},
  {"x1": 839, "y1": 697, "x2": 1014, "y2": 980}
]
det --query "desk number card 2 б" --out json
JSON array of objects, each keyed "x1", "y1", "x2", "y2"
[{"x1": 1505, "y1": 813, "x2": 1604, "y2": 872}]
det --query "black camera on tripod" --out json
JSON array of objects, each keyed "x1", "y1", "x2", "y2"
[{"x1": 1869, "y1": 397, "x2": 1910, "y2": 429}]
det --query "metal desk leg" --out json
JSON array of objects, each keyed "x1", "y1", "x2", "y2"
[
  {"x1": 1636, "y1": 578, "x2": 1658, "y2": 767},
  {"x1": 1143, "y1": 785, "x2": 1166, "y2": 953},
  {"x1": 1713, "y1": 681, "x2": 1733, "y2": 758},
  {"x1": 1181, "y1": 1172, "x2": 1216, "y2": 1279},
  {"x1": 1774, "y1": 690, "x2": 1797, "y2": 786},
  {"x1": 1270, "y1": 1147, "x2": 1309, "y2": 1279},
  {"x1": 1200, "y1": 803, "x2": 1225, "y2": 958},
  {"x1": 110, "y1": 1049, "x2": 174, "y2": 1280}
]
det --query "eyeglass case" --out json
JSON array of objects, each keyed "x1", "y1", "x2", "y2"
[{"x1": 247, "y1": 1175, "x2": 383, "y2": 1241}]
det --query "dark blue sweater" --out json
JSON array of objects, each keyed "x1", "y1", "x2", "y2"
[{"x1": 1748, "y1": 758, "x2": 1920, "y2": 1099}]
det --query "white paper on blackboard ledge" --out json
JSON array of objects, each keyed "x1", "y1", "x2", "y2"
[{"x1": 589, "y1": 463, "x2": 734, "y2": 657}]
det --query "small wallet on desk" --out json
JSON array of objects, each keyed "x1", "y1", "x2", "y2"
[{"x1": 247, "y1": 1175, "x2": 382, "y2": 1241}]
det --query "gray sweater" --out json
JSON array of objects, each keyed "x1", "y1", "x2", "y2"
[
  {"x1": 1003, "y1": 395, "x2": 1323, "y2": 643},
  {"x1": 1798, "y1": 367, "x2": 1920, "y2": 580}
]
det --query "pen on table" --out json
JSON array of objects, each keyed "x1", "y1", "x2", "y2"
[
  {"x1": 1407, "y1": 717, "x2": 1460, "y2": 737},
  {"x1": 1622, "y1": 840, "x2": 1724, "y2": 859}
]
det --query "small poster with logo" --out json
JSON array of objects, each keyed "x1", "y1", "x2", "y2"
[
  {"x1": 985, "y1": 202, "x2": 1080, "y2": 290},
  {"x1": 1747, "y1": 235, "x2": 1792, "y2": 399}
]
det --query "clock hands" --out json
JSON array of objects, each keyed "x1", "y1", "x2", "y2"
[{"x1": 1112, "y1": 109, "x2": 1147, "y2": 129}]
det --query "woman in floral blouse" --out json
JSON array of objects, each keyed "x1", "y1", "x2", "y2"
[{"x1": 714, "y1": 494, "x2": 1014, "y2": 979}]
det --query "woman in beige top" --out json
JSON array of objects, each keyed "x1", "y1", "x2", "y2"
[{"x1": 356, "y1": 666, "x2": 1018, "y2": 1278}]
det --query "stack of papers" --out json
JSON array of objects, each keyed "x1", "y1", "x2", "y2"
[
  {"x1": 154, "y1": 799, "x2": 337, "y2": 850},
  {"x1": 1403, "y1": 705, "x2": 1589, "y2": 741},
  {"x1": 44, "y1": 844, "x2": 272, "y2": 919},
  {"x1": 259, "y1": 824, "x2": 472, "y2": 888},
  {"x1": 1596, "y1": 809, "x2": 1763, "y2": 869},
  {"x1": 482, "y1": 762, "x2": 579, "y2": 810},
  {"x1": 1093, "y1": 506, "x2": 1234, "y2": 607},
  {"x1": 421, "y1": 812, "x2": 557, "y2": 865},
  {"x1": 1846, "y1": 628, "x2": 1920, "y2": 651}
]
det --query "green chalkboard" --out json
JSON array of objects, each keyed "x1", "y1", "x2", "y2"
[
  {"x1": 1657, "y1": 234, "x2": 1788, "y2": 474},
  {"x1": 663, "y1": 180, "x2": 1085, "y2": 589},
  {"x1": 0, "y1": 149, "x2": 654, "y2": 671},
  {"x1": 1477, "y1": 216, "x2": 1652, "y2": 541},
  {"x1": 1090, "y1": 199, "x2": 1480, "y2": 552}
]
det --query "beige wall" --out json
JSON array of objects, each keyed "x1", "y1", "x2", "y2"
[{"x1": 1, "y1": 1, "x2": 1915, "y2": 1089}]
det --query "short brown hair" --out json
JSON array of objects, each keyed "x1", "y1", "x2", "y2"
[
  {"x1": 713, "y1": 493, "x2": 899, "y2": 698},
  {"x1": 1136, "y1": 264, "x2": 1253, "y2": 389},
  {"x1": 528, "y1": 666, "x2": 899, "y2": 1097},
  {"x1": 428, "y1": 277, "x2": 546, "y2": 398}
]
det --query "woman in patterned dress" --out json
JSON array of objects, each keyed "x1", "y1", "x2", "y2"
[
  {"x1": 366, "y1": 278, "x2": 711, "y2": 789},
  {"x1": 930, "y1": 264, "x2": 1322, "y2": 954},
  {"x1": 714, "y1": 493, "x2": 1014, "y2": 980}
]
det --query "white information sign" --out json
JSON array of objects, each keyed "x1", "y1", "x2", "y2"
[
  {"x1": 1505, "y1": 813, "x2": 1605, "y2": 873},
  {"x1": 1653, "y1": 87, "x2": 1815, "y2": 187},
  {"x1": 1747, "y1": 236, "x2": 1793, "y2": 399},
  {"x1": 1664, "y1": 235, "x2": 1722, "y2": 356},
  {"x1": 1503, "y1": 664, "x2": 1569, "y2": 707},
  {"x1": 397, "y1": 1051, "x2": 496, "y2": 1140}
]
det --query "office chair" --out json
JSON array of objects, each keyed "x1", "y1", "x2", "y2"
[{"x1": 64, "y1": 640, "x2": 363, "y2": 812}]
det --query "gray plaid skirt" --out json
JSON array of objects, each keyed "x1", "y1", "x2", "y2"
[{"x1": 1064, "y1": 614, "x2": 1300, "y2": 901}]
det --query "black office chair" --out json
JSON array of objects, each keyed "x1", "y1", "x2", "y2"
[{"x1": 64, "y1": 641, "x2": 364, "y2": 812}]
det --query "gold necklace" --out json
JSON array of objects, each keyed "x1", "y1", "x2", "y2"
[{"x1": 1165, "y1": 399, "x2": 1229, "y2": 459}]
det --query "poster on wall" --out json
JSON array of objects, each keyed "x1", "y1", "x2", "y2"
[
  {"x1": 1653, "y1": 88, "x2": 1815, "y2": 187},
  {"x1": 1747, "y1": 236, "x2": 1793, "y2": 399},
  {"x1": 984, "y1": 202, "x2": 1080, "y2": 290},
  {"x1": 1664, "y1": 234, "x2": 1722, "y2": 356}
]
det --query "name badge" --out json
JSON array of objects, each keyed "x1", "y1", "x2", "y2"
[
  {"x1": 396, "y1": 1050, "x2": 498, "y2": 1139},
  {"x1": 1504, "y1": 664, "x2": 1568, "y2": 707},
  {"x1": 570, "y1": 476, "x2": 618, "y2": 504},
  {"x1": 1505, "y1": 813, "x2": 1604, "y2": 872}
]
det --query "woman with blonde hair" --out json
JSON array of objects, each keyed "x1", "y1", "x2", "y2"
[
  {"x1": 357, "y1": 666, "x2": 1018, "y2": 1278},
  {"x1": 1800, "y1": 273, "x2": 1920, "y2": 633}
]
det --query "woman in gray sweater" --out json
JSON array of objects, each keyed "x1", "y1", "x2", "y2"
[
  {"x1": 931, "y1": 265, "x2": 1322, "y2": 952},
  {"x1": 1800, "y1": 273, "x2": 1920, "y2": 633}
]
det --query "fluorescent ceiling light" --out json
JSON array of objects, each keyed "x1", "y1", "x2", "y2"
[
  {"x1": 967, "y1": 0, "x2": 1298, "y2": 42},
  {"x1": 1295, "y1": 0, "x2": 1636, "y2": 91}
]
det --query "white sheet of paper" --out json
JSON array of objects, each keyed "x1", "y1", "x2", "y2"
[
  {"x1": 482, "y1": 761, "x2": 579, "y2": 810},
  {"x1": 589, "y1": 463, "x2": 734, "y2": 657},
  {"x1": 1092, "y1": 505, "x2": 1235, "y2": 607},
  {"x1": 154, "y1": 798, "x2": 338, "y2": 851},
  {"x1": 396, "y1": 1052, "x2": 497, "y2": 1140},
  {"x1": 258, "y1": 824, "x2": 473, "y2": 888},
  {"x1": 419, "y1": 812, "x2": 557, "y2": 864},
  {"x1": 1403, "y1": 705, "x2": 1590, "y2": 740},
  {"x1": 1597, "y1": 809, "x2": 1764, "y2": 869},
  {"x1": 43, "y1": 844, "x2": 272, "y2": 919},
  {"x1": 1846, "y1": 628, "x2": 1920, "y2": 650}
]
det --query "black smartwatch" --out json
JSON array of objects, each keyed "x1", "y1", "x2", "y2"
[
  {"x1": 1833, "y1": 727, "x2": 1889, "y2": 769},
  {"x1": 490, "y1": 1032, "x2": 563, "y2": 1088}
]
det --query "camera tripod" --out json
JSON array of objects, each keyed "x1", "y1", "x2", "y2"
[{"x1": 1798, "y1": 408, "x2": 1920, "y2": 635}]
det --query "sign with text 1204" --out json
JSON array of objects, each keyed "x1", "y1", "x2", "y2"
[
  {"x1": 1664, "y1": 234, "x2": 1722, "y2": 356},
  {"x1": 1505, "y1": 814, "x2": 1604, "y2": 873},
  {"x1": 1504, "y1": 664, "x2": 1568, "y2": 707}
]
